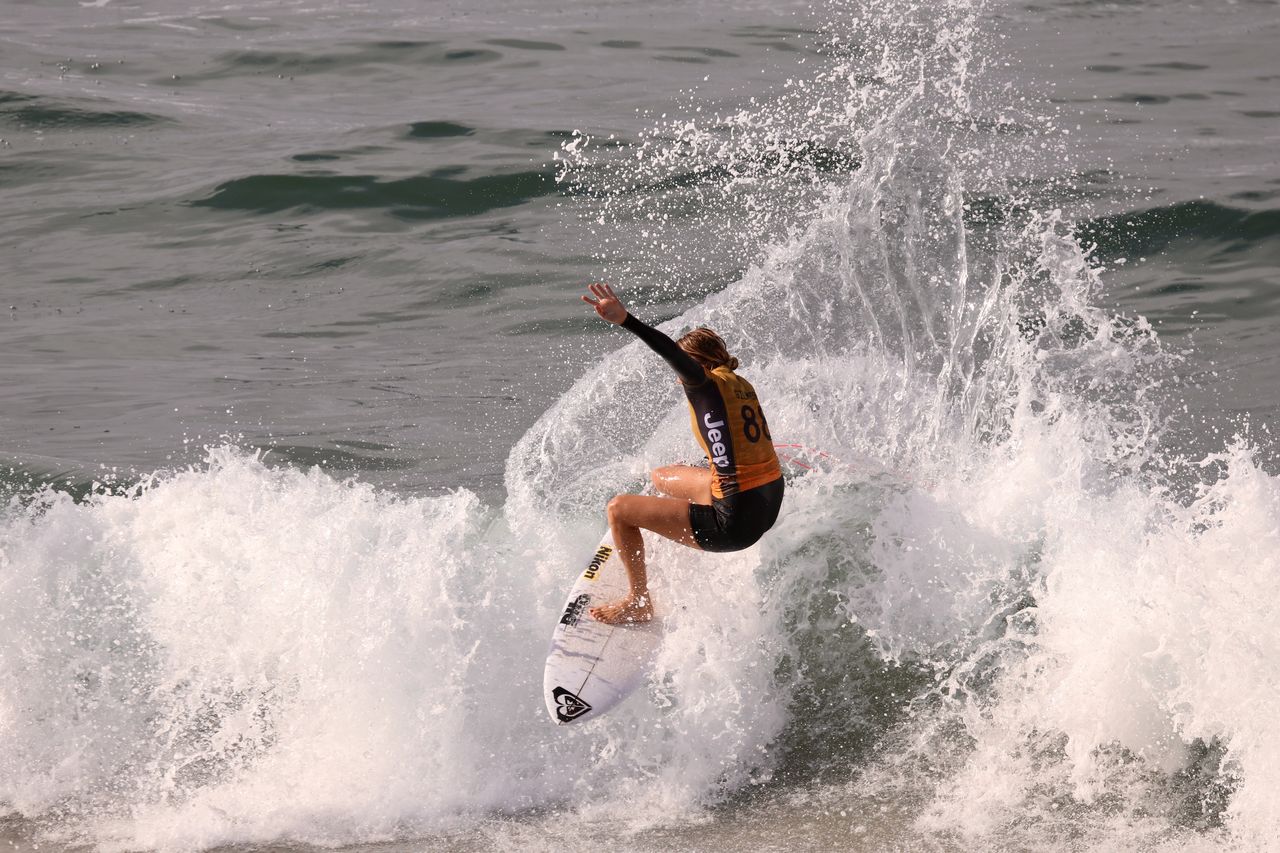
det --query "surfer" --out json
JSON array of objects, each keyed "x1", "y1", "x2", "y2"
[{"x1": 580, "y1": 282, "x2": 785, "y2": 624}]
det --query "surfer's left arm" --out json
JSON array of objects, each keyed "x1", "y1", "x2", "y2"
[{"x1": 581, "y1": 283, "x2": 706, "y2": 385}]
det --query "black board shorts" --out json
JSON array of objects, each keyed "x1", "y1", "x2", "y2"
[{"x1": 689, "y1": 476, "x2": 785, "y2": 553}]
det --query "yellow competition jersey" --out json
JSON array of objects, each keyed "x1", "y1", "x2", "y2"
[{"x1": 684, "y1": 366, "x2": 782, "y2": 500}]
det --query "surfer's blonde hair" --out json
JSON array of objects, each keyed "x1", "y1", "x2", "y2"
[{"x1": 677, "y1": 327, "x2": 738, "y2": 371}]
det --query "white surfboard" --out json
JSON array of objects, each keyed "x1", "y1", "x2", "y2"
[{"x1": 543, "y1": 531, "x2": 662, "y2": 724}]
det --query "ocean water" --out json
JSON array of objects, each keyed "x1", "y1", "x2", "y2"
[{"x1": 2, "y1": 0, "x2": 1279, "y2": 850}]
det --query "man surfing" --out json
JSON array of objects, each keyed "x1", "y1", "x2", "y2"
[{"x1": 580, "y1": 283, "x2": 785, "y2": 624}]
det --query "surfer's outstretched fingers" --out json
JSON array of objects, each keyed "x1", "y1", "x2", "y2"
[
  {"x1": 587, "y1": 282, "x2": 616, "y2": 304},
  {"x1": 582, "y1": 282, "x2": 626, "y2": 324}
]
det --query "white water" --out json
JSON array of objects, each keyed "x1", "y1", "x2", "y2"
[{"x1": 4, "y1": 0, "x2": 1280, "y2": 849}]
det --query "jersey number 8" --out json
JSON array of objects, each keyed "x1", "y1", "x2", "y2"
[{"x1": 741, "y1": 404, "x2": 772, "y2": 443}]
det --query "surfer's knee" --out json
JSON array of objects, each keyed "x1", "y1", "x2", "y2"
[{"x1": 606, "y1": 494, "x2": 629, "y2": 525}]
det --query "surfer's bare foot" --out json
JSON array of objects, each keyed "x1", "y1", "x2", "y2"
[{"x1": 590, "y1": 594, "x2": 654, "y2": 625}]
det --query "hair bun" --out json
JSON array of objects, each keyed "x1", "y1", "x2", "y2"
[{"x1": 676, "y1": 327, "x2": 738, "y2": 372}]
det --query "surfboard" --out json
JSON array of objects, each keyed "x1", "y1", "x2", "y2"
[{"x1": 543, "y1": 530, "x2": 662, "y2": 724}]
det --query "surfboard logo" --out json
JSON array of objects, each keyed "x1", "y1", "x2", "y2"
[
  {"x1": 582, "y1": 545, "x2": 613, "y2": 582},
  {"x1": 559, "y1": 593, "x2": 590, "y2": 627},
  {"x1": 552, "y1": 686, "x2": 593, "y2": 723}
]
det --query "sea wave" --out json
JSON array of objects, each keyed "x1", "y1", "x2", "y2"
[
  {"x1": 191, "y1": 168, "x2": 556, "y2": 220},
  {"x1": 0, "y1": 91, "x2": 168, "y2": 130},
  {"x1": 1078, "y1": 200, "x2": 1280, "y2": 260}
]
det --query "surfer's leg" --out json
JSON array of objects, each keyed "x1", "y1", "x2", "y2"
[
  {"x1": 651, "y1": 465, "x2": 713, "y2": 504},
  {"x1": 591, "y1": 494, "x2": 698, "y2": 625}
]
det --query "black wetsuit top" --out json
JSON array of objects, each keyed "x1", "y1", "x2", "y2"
[{"x1": 621, "y1": 313, "x2": 706, "y2": 384}]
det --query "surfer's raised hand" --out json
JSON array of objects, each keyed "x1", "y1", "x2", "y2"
[{"x1": 581, "y1": 282, "x2": 628, "y2": 325}]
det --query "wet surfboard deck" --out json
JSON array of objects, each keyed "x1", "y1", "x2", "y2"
[{"x1": 543, "y1": 531, "x2": 662, "y2": 724}]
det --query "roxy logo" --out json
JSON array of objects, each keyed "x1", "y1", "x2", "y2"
[
  {"x1": 559, "y1": 593, "x2": 590, "y2": 627},
  {"x1": 552, "y1": 686, "x2": 592, "y2": 723},
  {"x1": 582, "y1": 545, "x2": 612, "y2": 581},
  {"x1": 703, "y1": 413, "x2": 730, "y2": 468}
]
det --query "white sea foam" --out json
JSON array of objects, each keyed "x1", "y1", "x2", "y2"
[{"x1": 0, "y1": 451, "x2": 531, "y2": 848}]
